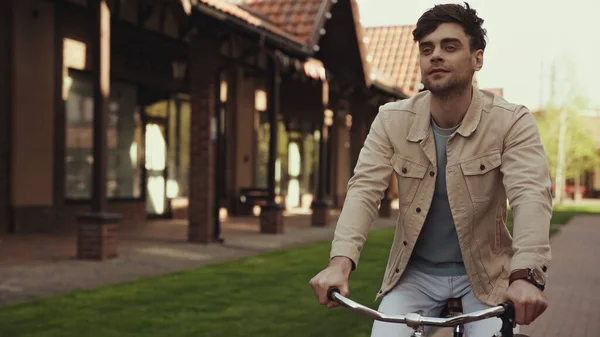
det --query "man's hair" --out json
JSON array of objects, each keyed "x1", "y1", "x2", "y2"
[{"x1": 412, "y1": 2, "x2": 487, "y2": 52}]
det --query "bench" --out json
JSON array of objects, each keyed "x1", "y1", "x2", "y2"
[{"x1": 234, "y1": 187, "x2": 271, "y2": 216}]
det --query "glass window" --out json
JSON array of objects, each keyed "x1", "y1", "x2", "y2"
[
  {"x1": 255, "y1": 90, "x2": 269, "y2": 189},
  {"x1": 64, "y1": 73, "x2": 94, "y2": 199},
  {"x1": 107, "y1": 81, "x2": 143, "y2": 198},
  {"x1": 64, "y1": 71, "x2": 143, "y2": 199},
  {"x1": 254, "y1": 89, "x2": 288, "y2": 197},
  {"x1": 167, "y1": 95, "x2": 191, "y2": 198},
  {"x1": 255, "y1": 114, "x2": 269, "y2": 189}
]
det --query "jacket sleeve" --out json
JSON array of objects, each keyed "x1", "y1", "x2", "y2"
[
  {"x1": 500, "y1": 106, "x2": 553, "y2": 277},
  {"x1": 329, "y1": 107, "x2": 395, "y2": 269}
]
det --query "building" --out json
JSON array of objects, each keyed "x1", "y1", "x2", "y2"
[{"x1": 1, "y1": 0, "x2": 421, "y2": 259}]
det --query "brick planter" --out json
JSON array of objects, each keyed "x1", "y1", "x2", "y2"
[
  {"x1": 77, "y1": 213, "x2": 121, "y2": 260},
  {"x1": 311, "y1": 200, "x2": 330, "y2": 227},
  {"x1": 260, "y1": 203, "x2": 284, "y2": 234}
]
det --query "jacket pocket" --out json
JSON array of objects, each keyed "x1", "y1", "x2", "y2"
[
  {"x1": 392, "y1": 154, "x2": 428, "y2": 204},
  {"x1": 459, "y1": 151, "x2": 502, "y2": 203}
]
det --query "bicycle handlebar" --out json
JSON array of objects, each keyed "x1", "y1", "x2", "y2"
[{"x1": 327, "y1": 288, "x2": 516, "y2": 336}]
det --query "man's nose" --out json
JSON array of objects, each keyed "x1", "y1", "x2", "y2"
[{"x1": 430, "y1": 47, "x2": 443, "y2": 62}]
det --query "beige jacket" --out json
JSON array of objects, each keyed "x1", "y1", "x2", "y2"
[{"x1": 331, "y1": 88, "x2": 553, "y2": 305}]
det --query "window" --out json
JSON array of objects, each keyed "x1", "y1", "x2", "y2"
[
  {"x1": 167, "y1": 95, "x2": 191, "y2": 198},
  {"x1": 64, "y1": 71, "x2": 143, "y2": 199},
  {"x1": 253, "y1": 89, "x2": 289, "y2": 200},
  {"x1": 255, "y1": 89, "x2": 269, "y2": 189}
]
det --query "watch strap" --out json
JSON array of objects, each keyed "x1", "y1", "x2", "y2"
[
  {"x1": 510, "y1": 268, "x2": 545, "y2": 291},
  {"x1": 509, "y1": 269, "x2": 530, "y2": 285}
]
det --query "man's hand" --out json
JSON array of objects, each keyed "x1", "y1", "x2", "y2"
[
  {"x1": 503, "y1": 280, "x2": 548, "y2": 325},
  {"x1": 309, "y1": 256, "x2": 353, "y2": 309}
]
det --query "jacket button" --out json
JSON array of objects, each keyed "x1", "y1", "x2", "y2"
[
  {"x1": 403, "y1": 240, "x2": 407, "y2": 245},
  {"x1": 395, "y1": 268, "x2": 400, "y2": 273},
  {"x1": 480, "y1": 164, "x2": 486, "y2": 170},
  {"x1": 416, "y1": 207, "x2": 421, "y2": 213},
  {"x1": 401, "y1": 167, "x2": 408, "y2": 174},
  {"x1": 429, "y1": 171, "x2": 435, "y2": 177}
]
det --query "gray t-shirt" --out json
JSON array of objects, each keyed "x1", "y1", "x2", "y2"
[{"x1": 408, "y1": 119, "x2": 467, "y2": 276}]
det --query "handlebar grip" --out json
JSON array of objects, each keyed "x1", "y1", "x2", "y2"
[
  {"x1": 327, "y1": 287, "x2": 340, "y2": 301},
  {"x1": 499, "y1": 301, "x2": 515, "y2": 337}
]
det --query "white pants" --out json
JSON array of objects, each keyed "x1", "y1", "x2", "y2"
[{"x1": 371, "y1": 266, "x2": 519, "y2": 337}]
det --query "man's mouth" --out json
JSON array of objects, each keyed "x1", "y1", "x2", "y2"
[{"x1": 429, "y1": 68, "x2": 449, "y2": 75}]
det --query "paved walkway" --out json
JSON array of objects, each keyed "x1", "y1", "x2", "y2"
[
  {"x1": 432, "y1": 215, "x2": 600, "y2": 337},
  {"x1": 0, "y1": 211, "x2": 397, "y2": 307}
]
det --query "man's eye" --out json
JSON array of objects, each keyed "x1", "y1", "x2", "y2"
[
  {"x1": 446, "y1": 45, "x2": 457, "y2": 51},
  {"x1": 421, "y1": 48, "x2": 432, "y2": 54}
]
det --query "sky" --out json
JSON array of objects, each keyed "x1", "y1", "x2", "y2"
[{"x1": 356, "y1": 0, "x2": 600, "y2": 111}]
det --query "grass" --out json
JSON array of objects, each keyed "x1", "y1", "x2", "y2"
[
  {"x1": 0, "y1": 231, "x2": 392, "y2": 337},
  {"x1": 0, "y1": 204, "x2": 598, "y2": 337}
]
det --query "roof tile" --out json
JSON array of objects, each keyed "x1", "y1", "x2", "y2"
[
  {"x1": 364, "y1": 25, "x2": 422, "y2": 97},
  {"x1": 242, "y1": 0, "x2": 325, "y2": 45},
  {"x1": 198, "y1": 0, "x2": 304, "y2": 44}
]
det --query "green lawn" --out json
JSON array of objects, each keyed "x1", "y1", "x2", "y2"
[{"x1": 1, "y1": 204, "x2": 598, "y2": 337}]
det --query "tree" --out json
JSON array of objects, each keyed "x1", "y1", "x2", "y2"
[{"x1": 534, "y1": 57, "x2": 600, "y2": 203}]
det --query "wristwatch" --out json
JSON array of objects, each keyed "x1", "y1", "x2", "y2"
[{"x1": 509, "y1": 268, "x2": 546, "y2": 291}]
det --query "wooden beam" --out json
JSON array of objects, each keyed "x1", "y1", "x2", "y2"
[
  {"x1": 91, "y1": 0, "x2": 111, "y2": 213},
  {"x1": 267, "y1": 55, "x2": 280, "y2": 203}
]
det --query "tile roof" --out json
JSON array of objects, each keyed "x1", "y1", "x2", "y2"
[
  {"x1": 196, "y1": 0, "x2": 305, "y2": 45},
  {"x1": 194, "y1": 1, "x2": 406, "y2": 97},
  {"x1": 364, "y1": 25, "x2": 422, "y2": 97},
  {"x1": 239, "y1": 0, "x2": 378, "y2": 89},
  {"x1": 241, "y1": 0, "x2": 327, "y2": 46}
]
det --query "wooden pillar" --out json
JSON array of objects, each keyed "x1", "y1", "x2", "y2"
[
  {"x1": 77, "y1": 0, "x2": 121, "y2": 260},
  {"x1": 331, "y1": 99, "x2": 350, "y2": 209},
  {"x1": 188, "y1": 34, "x2": 219, "y2": 243},
  {"x1": 260, "y1": 53, "x2": 284, "y2": 234},
  {"x1": 91, "y1": 1, "x2": 110, "y2": 214},
  {"x1": 0, "y1": 0, "x2": 12, "y2": 235},
  {"x1": 311, "y1": 80, "x2": 332, "y2": 227}
]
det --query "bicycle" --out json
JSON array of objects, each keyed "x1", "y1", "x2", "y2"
[{"x1": 327, "y1": 288, "x2": 529, "y2": 337}]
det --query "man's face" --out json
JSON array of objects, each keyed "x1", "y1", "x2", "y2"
[{"x1": 418, "y1": 23, "x2": 483, "y2": 95}]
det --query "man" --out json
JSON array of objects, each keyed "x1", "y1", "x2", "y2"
[{"x1": 309, "y1": 3, "x2": 552, "y2": 336}]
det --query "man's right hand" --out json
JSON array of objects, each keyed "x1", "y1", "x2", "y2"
[{"x1": 309, "y1": 256, "x2": 353, "y2": 309}]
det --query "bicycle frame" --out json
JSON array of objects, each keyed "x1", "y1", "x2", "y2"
[{"x1": 328, "y1": 289, "x2": 517, "y2": 337}]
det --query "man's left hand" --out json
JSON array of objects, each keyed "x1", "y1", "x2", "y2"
[{"x1": 503, "y1": 280, "x2": 548, "y2": 325}]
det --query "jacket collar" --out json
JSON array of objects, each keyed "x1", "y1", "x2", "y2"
[{"x1": 406, "y1": 87, "x2": 483, "y2": 142}]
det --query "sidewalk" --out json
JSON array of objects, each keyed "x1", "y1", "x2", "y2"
[
  {"x1": 0, "y1": 211, "x2": 397, "y2": 307},
  {"x1": 432, "y1": 215, "x2": 600, "y2": 337}
]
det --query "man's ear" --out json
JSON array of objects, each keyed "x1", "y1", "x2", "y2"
[{"x1": 473, "y1": 49, "x2": 484, "y2": 71}]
